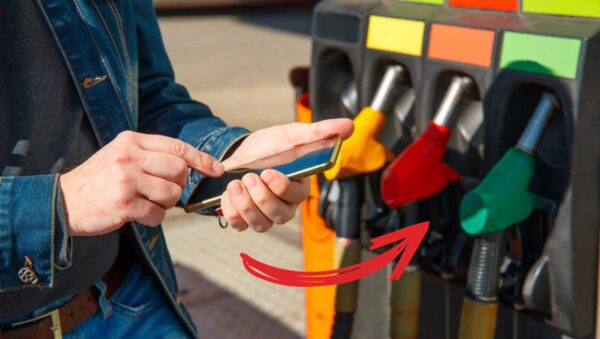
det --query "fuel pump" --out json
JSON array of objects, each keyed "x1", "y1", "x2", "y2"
[
  {"x1": 321, "y1": 65, "x2": 404, "y2": 339},
  {"x1": 377, "y1": 75, "x2": 473, "y2": 339},
  {"x1": 458, "y1": 93, "x2": 558, "y2": 339}
]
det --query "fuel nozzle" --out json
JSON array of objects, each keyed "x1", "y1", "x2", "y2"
[
  {"x1": 380, "y1": 75, "x2": 473, "y2": 208},
  {"x1": 460, "y1": 93, "x2": 558, "y2": 235},
  {"x1": 324, "y1": 65, "x2": 405, "y2": 180}
]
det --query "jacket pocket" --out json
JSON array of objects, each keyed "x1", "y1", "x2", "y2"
[{"x1": 109, "y1": 261, "x2": 167, "y2": 317}]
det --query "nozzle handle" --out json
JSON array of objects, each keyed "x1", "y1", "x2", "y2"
[
  {"x1": 432, "y1": 76, "x2": 473, "y2": 127},
  {"x1": 517, "y1": 93, "x2": 558, "y2": 154},
  {"x1": 371, "y1": 65, "x2": 405, "y2": 113}
]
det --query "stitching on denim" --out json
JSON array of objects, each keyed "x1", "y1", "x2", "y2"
[
  {"x1": 35, "y1": 0, "x2": 105, "y2": 145},
  {"x1": 71, "y1": 0, "x2": 134, "y2": 130},
  {"x1": 111, "y1": 296, "x2": 166, "y2": 317},
  {"x1": 105, "y1": 0, "x2": 135, "y2": 115},
  {"x1": 89, "y1": 0, "x2": 127, "y2": 75},
  {"x1": 107, "y1": 0, "x2": 132, "y2": 73}
]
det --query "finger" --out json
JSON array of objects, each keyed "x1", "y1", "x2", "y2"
[
  {"x1": 260, "y1": 169, "x2": 310, "y2": 205},
  {"x1": 227, "y1": 179, "x2": 273, "y2": 233},
  {"x1": 221, "y1": 191, "x2": 248, "y2": 232},
  {"x1": 283, "y1": 118, "x2": 354, "y2": 144},
  {"x1": 139, "y1": 150, "x2": 188, "y2": 188},
  {"x1": 134, "y1": 133, "x2": 224, "y2": 177},
  {"x1": 242, "y1": 173, "x2": 295, "y2": 225},
  {"x1": 136, "y1": 175, "x2": 183, "y2": 209},
  {"x1": 128, "y1": 198, "x2": 166, "y2": 227}
]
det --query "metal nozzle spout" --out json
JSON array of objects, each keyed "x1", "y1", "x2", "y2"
[
  {"x1": 432, "y1": 75, "x2": 474, "y2": 127},
  {"x1": 370, "y1": 65, "x2": 405, "y2": 113},
  {"x1": 517, "y1": 93, "x2": 558, "y2": 155}
]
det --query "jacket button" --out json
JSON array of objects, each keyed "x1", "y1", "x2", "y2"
[
  {"x1": 18, "y1": 267, "x2": 39, "y2": 284},
  {"x1": 82, "y1": 75, "x2": 108, "y2": 89}
]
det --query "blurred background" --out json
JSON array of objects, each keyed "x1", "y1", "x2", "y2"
[{"x1": 158, "y1": 4, "x2": 314, "y2": 338}]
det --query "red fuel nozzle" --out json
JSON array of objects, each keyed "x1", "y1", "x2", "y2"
[
  {"x1": 381, "y1": 122, "x2": 459, "y2": 208},
  {"x1": 380, "y1": 75, "x2": 473, "y2": 208}
]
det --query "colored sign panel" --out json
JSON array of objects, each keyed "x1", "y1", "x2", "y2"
[
  {"x1": 315, "y1": 13, "x2": 360, "y2": 44},
  {"x1": 366, "y1": 16, "x2": 425, "y2": 56},
  {"x1": 523, "y1": 0, "x2": 600, "y2": 18},
  {"x1": 400, "y1": 0, "x2": 444, "y2": 4},
  {"x1": 449, "y1": 0, "x2": 517, "y2": 12},
  {"x1": 428, "y1": 24, "x2": 495, "y2": 67},
  {"x1": 500, "y1": 32, "x2": 581, "y2": 80}
]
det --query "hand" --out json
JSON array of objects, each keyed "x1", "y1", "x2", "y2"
[
  {"x1": 220, "y1": 118, "x2": 354, "y2": 232},
  {"x1": 60, "y1": 131, "x2": 224, "y2": 236}
]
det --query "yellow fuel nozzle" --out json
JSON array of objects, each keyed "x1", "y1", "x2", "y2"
[{"x1": 325, "y1": 65, "x2": 404, "y2": 180}]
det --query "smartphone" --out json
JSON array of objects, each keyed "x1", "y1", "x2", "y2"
[{"x1": 183, "y1": 137, "x2": 342, "y2": 213}]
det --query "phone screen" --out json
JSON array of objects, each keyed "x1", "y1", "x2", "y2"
[{"x1": 184, "y1": 137, "x2": 341, "y2": 212}]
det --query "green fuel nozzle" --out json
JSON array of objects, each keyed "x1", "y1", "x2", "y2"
[{"x1": 460, "y1": 93, "x2": 558, "y2": 235}]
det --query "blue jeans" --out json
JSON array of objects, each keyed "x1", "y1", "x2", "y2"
[{"x1": 64, "y1": 262, "x2": 192, "y2": 339}]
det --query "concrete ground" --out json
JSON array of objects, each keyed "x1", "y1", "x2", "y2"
[{"x1": 158, "y1": 8, "x2": 313, "y2": 338}]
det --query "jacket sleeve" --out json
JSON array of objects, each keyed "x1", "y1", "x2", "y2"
[
  {"x1": 0, "y1": 175, "x2": 61, "y2": 291},
  {"x1": 134, "y1": 0, "x2": 249, "y2": 206}
]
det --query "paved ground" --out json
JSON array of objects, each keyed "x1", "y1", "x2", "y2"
[{"x1": 158, "y1": 8, "x2": 313, "y2": 338}]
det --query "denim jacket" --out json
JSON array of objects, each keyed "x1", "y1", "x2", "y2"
[{"x1": 0, "y1": 0, "x2": 249, "y2": 336}]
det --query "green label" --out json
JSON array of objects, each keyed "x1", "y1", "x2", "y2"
[
  {"x1": 499, "y1": 32, "x2": 581, "y2": 79},
  {"x1": 523, "y1": 0, "x2": 600, "y2": 18},
  {"x1": 399, "y1": 0, "x2": 444, "y2": 4}
]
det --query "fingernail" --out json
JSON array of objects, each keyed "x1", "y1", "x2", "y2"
[
  {"x1": 261, "y1": 170, "x2": 275, "y2": 184},
  {"x1": 243, "y1": 174, "x2": 257, "y2": 189},
  {"x1": 230, "y1": 181, "x2": 243, "y2": 196},
  {"x1": 212, "y1": 160, "x2": 224, "y2": 174}
]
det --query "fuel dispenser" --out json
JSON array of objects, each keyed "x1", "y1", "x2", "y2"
[
  {"x1": 376, "y1": 75, "x2": 472, "y2": 339},
  {"x1": 321, "y1": 65, "x2": 405, "y2": 339},
  {"x1": 305, "y1": 0, "x2": 600, "y2": 338},
  {"x1": 458, "y1": 93, "x2": 558, "y2": 339},
  {"x1": 359, "y1": 5, "x2": 439, "y2": 338}
]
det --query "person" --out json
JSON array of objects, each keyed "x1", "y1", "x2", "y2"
[{"x1": 0, "y1": 1, "x2": 353, "y2": 338}]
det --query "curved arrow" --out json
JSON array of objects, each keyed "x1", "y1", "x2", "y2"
[{"x1": 240, "y1": 221, "x2": 429, "y2": 287}]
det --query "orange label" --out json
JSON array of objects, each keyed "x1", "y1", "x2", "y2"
[{"x1": 428, "y1": 24, "x2": 495, "y2": 68}]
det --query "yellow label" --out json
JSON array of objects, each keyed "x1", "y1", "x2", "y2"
[{"x1": 366, "y1": 16, "x2": 425, "y2": 56}]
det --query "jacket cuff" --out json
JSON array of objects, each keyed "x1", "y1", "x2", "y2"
[
  {"x1": 181, "y1": 126, "x2": 250, "y2": 209},
  {"x1": 0, "y1": 175, "x2": 58, "y2": 291}
]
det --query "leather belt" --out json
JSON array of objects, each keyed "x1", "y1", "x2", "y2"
[{"x1": 0, "y1": 253, "x2": 132, "y2": 339}]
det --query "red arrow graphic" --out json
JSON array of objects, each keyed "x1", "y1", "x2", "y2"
[{"x1": 240, "y1": 221, "x2": 429, "y2": 287}]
